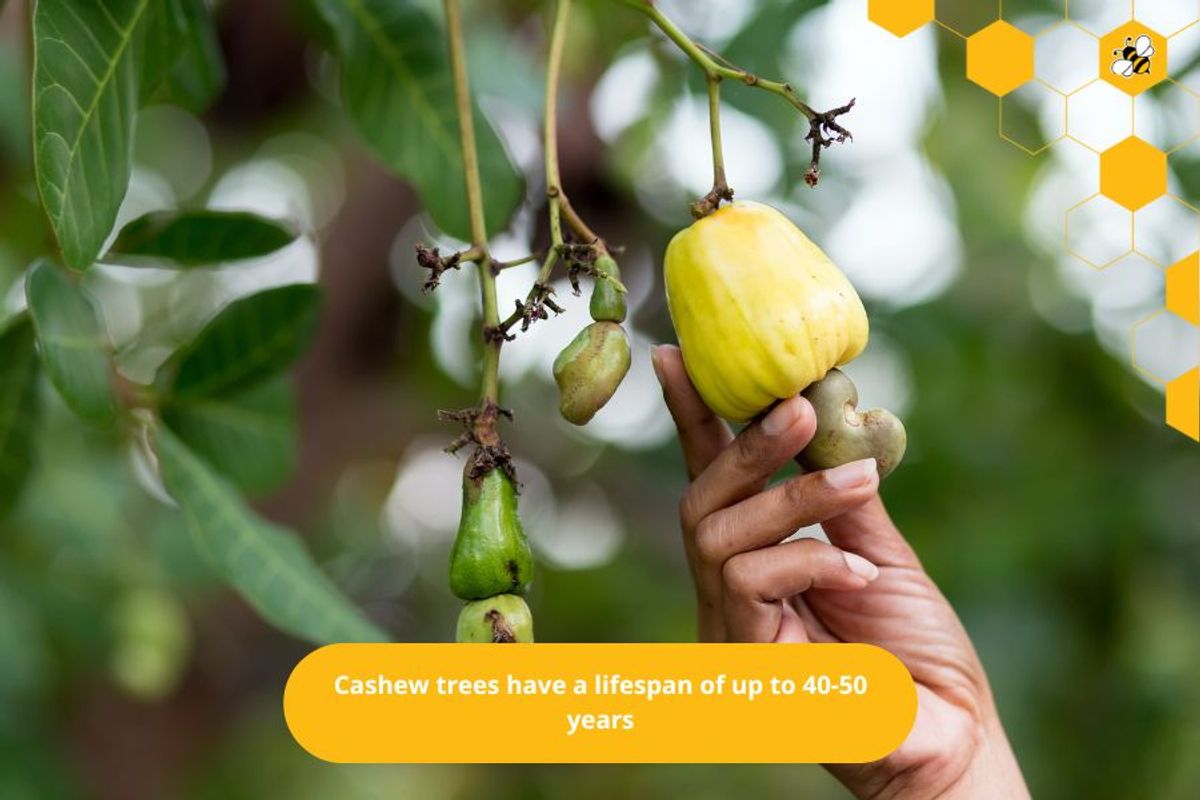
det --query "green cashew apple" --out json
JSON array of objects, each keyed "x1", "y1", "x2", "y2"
[
  {"x1": 589, "y1": 254, "x2": 627, "y2": 323},
  {"x1": 798, "y1": 369, "x2": 907, "y2": 478},
  {"x1": 456, "y1": 594, "x2": 534, "y2": 643},
  {"x1": 449, "y1": 464, "x2": 534, "y2": 600},
  {"x1": 553, "y1": 320, "x2": 631, "y2": 425}
]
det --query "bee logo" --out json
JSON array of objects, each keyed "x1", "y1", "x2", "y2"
[{"x1": 1111, "y1": 34, "x2": 1155, "y2": 78}]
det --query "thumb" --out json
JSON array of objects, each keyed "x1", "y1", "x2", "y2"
[{"x1": 651, "y1": 344, "x2": 732, "y2": 480}]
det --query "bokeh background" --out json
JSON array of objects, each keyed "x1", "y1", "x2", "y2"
[{"x1": 2, "y1": 0, "x2": 1199, "y2": 797}]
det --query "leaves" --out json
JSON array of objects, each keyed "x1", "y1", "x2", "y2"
[
  {"x1": 25, "y1": 260, "x2": 117, "y2": 426},
  {"x1": 161, "y1": 284, "x2": 322, "y2": 402},
  {"x1": 140, "y1": 0, "x2": 226, "y2": 112},
  {"x1": 33, "y1": 0, "x2": 226, "y2": 270},
  {"x1": 312, "y1": 0, "x2": 523, "y2": 241},
  {"x1": 161, "y1": 376, "x2": 297, "y2": 496},
  {"x1": 0, "y1": 315, "x2": 40, "y2": 517},
  {"x1": 155, "y1": 426, "x2": 387, "y2": 645},
  {"x1": 33, "y1": 0, "x2": 147, "y2": 270},
  {"x1": 110, "y1": 210, "x2": 298, "y2": 266}
]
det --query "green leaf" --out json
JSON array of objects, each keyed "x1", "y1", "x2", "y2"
[
  {"x1": 33, "y1": 0, "x2": 151, "y2": 270},
  {"x1": 161, "y1": 283, "x2": 321, "y2": 401},
  {"x1": 312, "y1": 0, "x2": 523, "y2": 241},
  {"x1": 0, "y1": 314, "x2": 40, "y2": 516},
  {"x1": 140, "y1": 0, "x2": 226, "y2": 112},
  {"x1": 24, "y1": 260, "x2": 117, "y2": 425},
  {"x1": 155, "y1": 425, "x2": 387, "y2": 644},
  {"x1": 109, "y1": 210, "x2": 297, "y2": 266},
  {"x1": 161, "y1": 376, "x2": 297, "y2": 495}
]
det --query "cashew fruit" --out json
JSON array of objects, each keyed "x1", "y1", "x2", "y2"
[
  {"x1": 798, "y1": 369, "x2": 906, "y2": 478},
  {"x1": 589, "y1": 254, "x2": 626, "y2": 323},
  {"x1": 664, "y1": 200, "x2": 869, "y2": 423},
  {"x1": 456, "y1": 594, "x2": 534, "y2": 643},
  {"x1": 449, "y1": 465, "x2": 534, "y2": 600},
  {"x1": 553, "y1": 320, "x2": 631, "y2": 425}
]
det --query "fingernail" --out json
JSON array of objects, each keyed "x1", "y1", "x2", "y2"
[
  {"x1": 761, "y1": 397, "x2": 800, "y2": 436},
  {"x1": 649, "y1": 345, "x2": 666, "y2": 388},
  {"x1": 823, "y1": 457, "x2": 877, "y2": 490},
  {"x1": 843, "y1": 552, "x2": 879, "y2": 582}
]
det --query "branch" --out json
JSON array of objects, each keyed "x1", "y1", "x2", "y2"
[
  {"x1": 616, "y1": 0, "x2": 854, "y2": 190},
  {"x1": 544, "y1": 0, "x2": 611, "y2": 256},
  {"x1": 444, "y1": 0, "x2": 502, "y2": 438}
]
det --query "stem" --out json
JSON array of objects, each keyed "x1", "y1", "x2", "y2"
[
  {"x1": 545, "y1": 0, "x2": 571, "y2": 248},
  {"x1": 544, "y1": 0, "x2": 610, "y2": 253},
  {"x1": 707, "y1": 75, "x2": 726, "y2": 190},
  {"x1": 689, "y1": 73, "x2": 734, "y2": 218},
  {"x1": 444, "y1": 0, "x2": 501, "y2": 410}
]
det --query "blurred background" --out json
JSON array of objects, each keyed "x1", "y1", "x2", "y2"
[{"x1": 2, "y1": 0, "x2": 1199, "y2": 797}]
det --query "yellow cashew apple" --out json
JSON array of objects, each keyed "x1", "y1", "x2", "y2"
[{"x1": 664, "y1": 200, "x2": 869, "y2": 423}]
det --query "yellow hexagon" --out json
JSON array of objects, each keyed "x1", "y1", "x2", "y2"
[
  {"x1": 868, "y1": 0, "x2": 933, "y2": 37},
  {"x1": 1099, "y1": 137, "x2": 1168, "y2": 211},
  {"x1": 1166, "y1": 368, "x2": 1199, "y2": 441},
  {"x1": 1167, "y1": 252, "x2": 1200, "y2": 324},
  {"x1": 1100, "y1": 22, "x2": 1168, "y2": 96},
  {"x1": 967, "y1": 21, "x2": 1035, "y2": 96}
]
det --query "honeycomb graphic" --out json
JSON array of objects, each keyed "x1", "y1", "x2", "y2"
[{"x1": 868, "y1": 0, "x2": 1200, "y2": 442}]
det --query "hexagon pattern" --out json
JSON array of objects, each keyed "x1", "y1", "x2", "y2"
[
  {"x1": 1036, "y1": 23, "x2": 1099, "y2": 94},
  {"x1": 1133, "y1": 311, "x2": 1200, "y2": 381},
  {"x1": 867, "y1": 0, "x2": 934, "y2": 38},
  {"x1": 1067, "y1": 81, "x2": 1134, "y2": 152},
  {"x1": 1134, "y1": 196, "x2": 1200, "y2": 266},
  {"x1": 1067, "y1": 196, "x2": 1133, "y2": 268},
  {"x1": 967, "y1": 22, "x2": 1035, "y2": 96},
  {"x1": 1100, "y1": 137, "x2": 1168, "y2": 210},
  {"x1": 1133, "y1": 83, "x2": 1200, "y2": 153},
  {"x1": 1134, "y1": 0, "x2": 1200, "y2": 37},
  {"x1": 1166, "y1": 368, "x2": 1199, "y2": 440},
  {"x1": 1070, "y1": 0, "x2": 1136, "y2": 37},
  {"x1": 1167, "y1": 253, "x2": 1200, "y2": 324},
  {"x1": 861, "y1": 1, "x2": 1200, "y2": 440},
  {"x1": 1000, "y1": 83, "x2": 1065, "y2": 155}
]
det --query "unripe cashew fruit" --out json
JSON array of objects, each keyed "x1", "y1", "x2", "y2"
[
  {"x1": 449, "y1": 464, "x2": 534, "y2": 600},
  {"x1": 664, "y1": 200, "x2": 869, "y2": 424},
  {"x1": 553, "y1": 320, "x2": 631, "y2": 425},
  {"x1": 589, "y1": 254, "x2": 627, "y2": 323},
  {"x1": 109, "y1": 586, "x2": 190, "y2": 700},
  {"x1": 798, "y1": 369, "x2": 906, "y2": 478},
  {"x1": 456, "y1": 594, "x2": 534, "y2": 643}
]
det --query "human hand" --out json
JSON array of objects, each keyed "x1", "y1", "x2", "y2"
[{"x1": 652, "y1": 344, "x2": 1028, "y2": 799}]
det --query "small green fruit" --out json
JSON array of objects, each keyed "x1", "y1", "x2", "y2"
[
  {"x1": 109, "y1": 586, "x2": 190, "y2": 700},
  {"x1": 553, "y1": 321, "x2": 631, "y2": 425},
  {"x1": 798, "y1": 369, "x2": 906, "y2": 478},
  {"x1": 449, "y1": 465, "x2": 534, "y2": 600},
  {"x1": 589, "y1": 254, "x2": 626, "y2": 323},
  {"x1": 456, "y1": 594, "x2": 534, "y2": 643}
]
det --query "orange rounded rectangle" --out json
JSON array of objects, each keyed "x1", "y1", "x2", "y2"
[{"x1": 284, "y1": 643, "x2": 916, "y2": 763}]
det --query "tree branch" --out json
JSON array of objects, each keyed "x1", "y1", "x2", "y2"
[
  {"x1": 616, "y1": 0, "x2": 854, "y2": 190},
  {"x1": 444, "y1": 0, "x2": 502, "y2": 430}
]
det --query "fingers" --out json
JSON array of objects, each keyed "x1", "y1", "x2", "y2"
[
  {"x1": 694, "y1": 458, "x2": 879, "y2": 567},
  {"x1": 679, "y1": 395, "x2": 817, "y2": 530},
  {"x1": 651, "y1": 345, "x2": 731, "y2": 480},
  {"x1": 821, "y1": 494, "x2": 924, "y2": 569},
  {"x1": 722, "y1": 538, "x2": 879, "y2": 642}
]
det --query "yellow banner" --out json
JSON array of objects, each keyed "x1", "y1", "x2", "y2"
[{"x1": 284, "y1": 643, "x2": 917, "y2": 763}]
